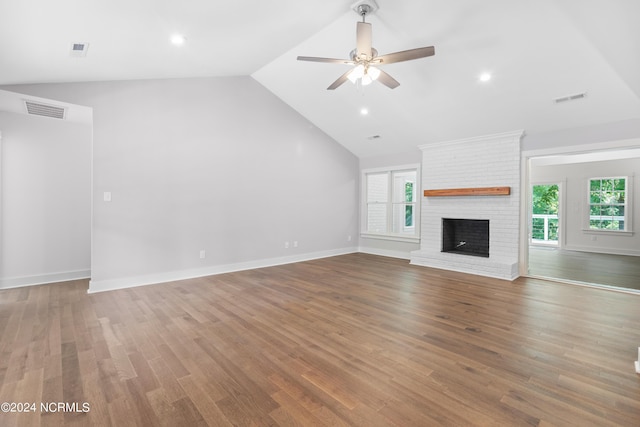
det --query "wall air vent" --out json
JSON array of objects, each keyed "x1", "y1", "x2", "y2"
[
  {"x1": 70, "y1": 42, "x2": 89, "y2": 57},
  {"x1": 24, "y1": 100, "x2": 66, "y2": 119},
  {"x1": 554, "y1": 92, "x2": 587, "y2": 104}
]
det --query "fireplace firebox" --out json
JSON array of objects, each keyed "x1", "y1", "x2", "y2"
[{"x1": 441, "y1": 218, "x2": 489, "y2": 258}]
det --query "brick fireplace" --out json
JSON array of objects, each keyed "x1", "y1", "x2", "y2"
[{"x1": 410, "y1": 130, "x2": 524, "y2": 280}]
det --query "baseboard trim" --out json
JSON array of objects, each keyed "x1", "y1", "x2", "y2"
[
  {"x1": 562, "y1": 245, "x2": 640, "y2": 257},
  {"x1": 0, "y1": 270, "x2": 91, "y2": 290},
  {"x1": 88, "y1": 247, "x2": 359, "y2": 294},
  {"x1": 358, "y1": 246, "x2": 413, "y2": 260}
]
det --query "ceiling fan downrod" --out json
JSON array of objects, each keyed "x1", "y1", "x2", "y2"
[{"x1": 357, "y1": 4, "x2": 371, "y2": 22}]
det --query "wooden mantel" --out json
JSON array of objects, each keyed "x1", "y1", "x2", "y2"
[{"x1": 423, "y1": 186, "x2": 511, "y2": 197}]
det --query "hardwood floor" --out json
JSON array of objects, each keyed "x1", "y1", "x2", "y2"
[
  {"x1": 1, "y1": 253, "x2": 639, "y2": 426},
  {"x1": 528, "y1": 246, "x2": 640, "y2": 291}
]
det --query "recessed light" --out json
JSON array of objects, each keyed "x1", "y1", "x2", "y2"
[
  {"x1": 360, "y1": 108, "x2": 369, "y2": 115},
  {"x1": 170, "y1": 34, "x2": 187, "y2": 46},
  {"x1": 479, "y1": 72, "x2": 492, "y2": 82}
]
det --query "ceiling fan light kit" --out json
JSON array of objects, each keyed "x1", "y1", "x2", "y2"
[
  {"x1": 346, "y1": 63, "x2": 380, "y2": 85},
  {"x1": 297, "y1": 0, "x2": 434, "y2": 90}
]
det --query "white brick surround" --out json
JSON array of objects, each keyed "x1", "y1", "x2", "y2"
[{"x1": 410, "y1": 130, "x2": 524, "y2": 280}]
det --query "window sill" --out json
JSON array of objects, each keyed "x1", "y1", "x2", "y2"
[
  {"x1": 582, "y1": 229, "x2": 634, "y2": 237},
  {"x1": 360, "y1": 233, "x2": 421, "y2": 243}
]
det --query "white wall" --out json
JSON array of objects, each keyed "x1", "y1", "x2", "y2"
[
  {"x1": 531, "y1": 157, "x2": 640, "y2": 256},
  {"x1": 523, "y1": 118, "x2": 640, "y2": 151},
  {"x1": 3, "y1": 77, "x2": 359, "y2": 292},
  {"x1": 0, "y1": 111, "x2": 91, "y2": 288}
]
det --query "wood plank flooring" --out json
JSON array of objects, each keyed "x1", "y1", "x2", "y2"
[
  {"x1": 528, "y1": 246, "x2": 640, "y2": 291},
  {"x1": 1, "y1": 253, "x2": 639, "y2": 426}
]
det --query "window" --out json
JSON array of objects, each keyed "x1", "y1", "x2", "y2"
[
  {"x1": 362, "y1": 165, "x2": 419, "y2": 241},
  {"x1": 588, "y1": 177, "x2": 628, "y2": 231}
]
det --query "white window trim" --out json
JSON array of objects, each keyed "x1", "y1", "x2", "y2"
[
  {"x1": 361, "y1": 163, "x2": 421, "y2": 242},
  {"x1": 582, "y1": 175, "x2": 634, "y2": 235}
]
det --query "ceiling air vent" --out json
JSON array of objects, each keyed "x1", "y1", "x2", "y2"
[
  {"x1": 554, "y1": 92, "x2": 587, "y2": 104},
  {"x1": 70, "y1": 42, "x2": 89, "y2": 57},
  {"x1": 24, "y1": 100, "x2": 66, "y2": 119}
]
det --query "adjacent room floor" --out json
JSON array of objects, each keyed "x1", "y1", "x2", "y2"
[{"x1": 528, "y1": 246, "x2": 640, "y2": 291}]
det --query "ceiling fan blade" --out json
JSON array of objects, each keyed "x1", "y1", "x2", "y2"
[
  {"x1": 356, "y1": 22, "x2": 372, "y2": 59},
  {"x1": 376, "y1": 46, "x2": 435, "y2": 65},
  {"x1": 327, "y1": 69, "x2": 353, "y2": 90},
  {"x1": 376, "y1": 69, "x2": 400, "y2": 89},
  {"x1": 297, "y1": 56, "x2": 353, "y2": 64}
]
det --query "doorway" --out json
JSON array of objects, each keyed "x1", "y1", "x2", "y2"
[
  {"x1": 530, "y1": 183, "x2": 560, "y2": 247},
  {"x1": 0, "y1": 90, "x2": 92, "y2": 289},
  {"x1": 522, "y1": 142, "x2": 640, "y2": 292}
]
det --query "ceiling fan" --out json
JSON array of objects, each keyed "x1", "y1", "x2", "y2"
[{"x1": 297, "y1": 1, "x2": 435, "y2": 90}]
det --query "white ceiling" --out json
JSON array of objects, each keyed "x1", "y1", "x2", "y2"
[{"x1": 1, "y1": 0, "x2": 639, "y2": 158}]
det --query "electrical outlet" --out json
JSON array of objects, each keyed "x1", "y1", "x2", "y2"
[
  {"x1": 347, "y1": 235, "x2": 352, "y2": 242},
  {"x1": 103, "y1": 191, "x2": 112, "y2": 202},
  {"x1": 199, "y1": 250, "x2": 206, "y2": 259},
  {"x1": 293, "y1": 241, "x2": 298, "y2": 248},
  {"x1": 284, "y1": 241, "x2": 289, "y2": 249}
]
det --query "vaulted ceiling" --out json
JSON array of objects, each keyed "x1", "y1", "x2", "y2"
[{"x1": 1, "y1": 0, "x2": 639, "y2": 157}]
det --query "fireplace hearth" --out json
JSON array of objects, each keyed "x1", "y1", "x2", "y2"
[{"x1": 442, "y1": 218, "x2": 489, "y2": 258}]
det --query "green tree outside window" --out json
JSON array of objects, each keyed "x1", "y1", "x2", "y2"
[
  {"x1": 532, "y1": 184, "x2": 558, "y2": 241},
  {"x1": 589, "y1": 178, "x2": 626, "y2": 230}
]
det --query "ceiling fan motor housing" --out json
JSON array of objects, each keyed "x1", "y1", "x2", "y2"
[{"x1": 350, "y1": 48, "x2": 378, "y2": 61}]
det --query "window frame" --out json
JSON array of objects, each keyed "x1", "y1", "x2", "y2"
[
  {"x1": 361, "y1": 164, "x2": 421, "y2": 243},
  {"x1": 584, "y1": 175, "x2": 634, "y2": 235}
]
